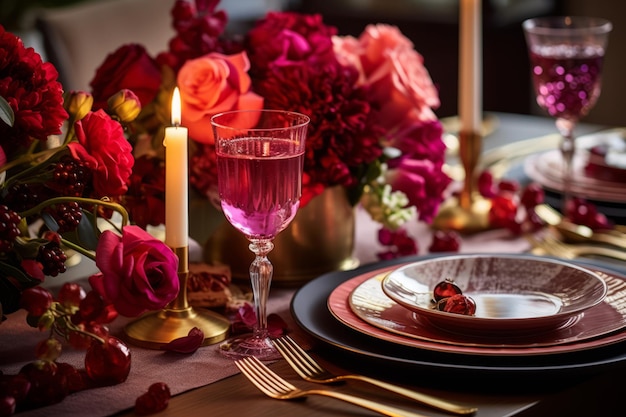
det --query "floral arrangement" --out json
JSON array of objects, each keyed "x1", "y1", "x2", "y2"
[
  {"x1": 88, "y1": 0, "x2": 452, "y2": 258},
  {"x1": 0, "y1": 23, "x2": 188, "y2": 413}
]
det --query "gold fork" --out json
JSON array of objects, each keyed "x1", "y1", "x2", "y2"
[
  {"x1": 235, "y1": 356, "x2": 431, "y2": 417},
  {"x1": 274, "y1": 335, "x2": 477, "y2": 415},
  {"x1": 528, "y1": 234, "x2": 626, "y2": 261}
]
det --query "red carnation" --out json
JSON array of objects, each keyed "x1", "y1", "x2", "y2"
[{"x1": 0, "y1": 25, "x2": 67, "y2": 158}]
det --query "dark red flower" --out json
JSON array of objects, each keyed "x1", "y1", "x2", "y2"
[
  {"x1": 376, "y1": 227, "x2": 418, "y2": 260},
  {"x1": 123, "y1": 155, "x2": 166, "y2": 228},
  {"x1": 90, "y1": 44, "x2": 161, "y2": 110},
  {"x1": 156, "y1": 0, "x2": 231, "y2": 72},
  {"x1": 0, "y1": 25, "x2": 68, "y2": 158},
  {"x1": 69, "y1": 110, "x2": 134, "y2": 198}
]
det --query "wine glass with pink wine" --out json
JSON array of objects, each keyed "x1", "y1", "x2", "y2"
[
  {"x1": 212, "y1": 109, "x2": 309, "y2": 360},
  {"x1": 523, "y1": 16, "x2": 611, "y2": 213}
]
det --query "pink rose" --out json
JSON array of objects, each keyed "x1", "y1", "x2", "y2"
[
  {"x1": 333, "y1": 24, "x2": 440, "y2": 127},
  {"x1": 69, "y1": 110, "x2": 134, "y2": 198},
  {"x1": 90, "y1": 225, "x2": 179, "y2": 317},
  {"x1": 177, "y1": 51, "x2": 263, "y2": 144}
]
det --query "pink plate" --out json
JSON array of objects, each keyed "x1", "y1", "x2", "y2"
[
  {"x1": 380, "y1": 255, "x2": 606, "y2": 336},
  {"x1": 327, "y1": 263, "x2": 626, "y2": 356}
]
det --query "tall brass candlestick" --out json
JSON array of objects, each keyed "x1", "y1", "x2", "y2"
[
  {"x1": 433, "y1": 131, "x2": 491, "y2": 233},
  {"x1": 124, "y1": 246, "x2": 230, "y2": 349}
]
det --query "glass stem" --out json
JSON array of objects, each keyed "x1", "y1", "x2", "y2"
[
  {"x1": 555, "y1": 118, "x2": 576, "y2": 214},
  {"x1": 248, "y1": 239, "x2": 274, "y2": 339}
]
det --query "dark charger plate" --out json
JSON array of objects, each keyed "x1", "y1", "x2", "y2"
[{"x1": 291, "y1": 253, "x2": 626, "y2": 387}]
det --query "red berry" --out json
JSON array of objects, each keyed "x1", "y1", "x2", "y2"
[
  {"x1": 497, "y1": 179, "x2": 520, "y2": 194},
  {"x1": 489, "y1": 195, "x2": 518, "y2": 229},
  {"x1": 0, "y1": 374, "x2": 30, "y2": 405},
  {"x1": 520, "y1": 183, "x2": 544, "y2": 209},
  {"x1": 57, "y1": 283, "x2": 86, "y2": 309},
  {"x1": 433, "y1": 279, "x2": 462, "y2": 302},
  {"x1": 85, "y1": 336, "x2": 131, "y2": 386},
  {"x1": 56, "y1": 363, "x2": 86, "y2": 394},
  {"x1": 20, "y1": 287, "x2": 53, "y2": 317},
  {"x1": 35, "y1": 338, "x2": 62, "y2": 362},
  {"x1": 135, "y1": 382, "x2": 170, "y2": 415},
  {"x1": 0, "y1": 395, "x2": 16, "y2": 417},
  {"x1": 428, "y1": 230, "x2": 461, "y2": 253},
  {"x1": 438, "y1": 294, "x2": 476, "y2": 316},
  {"x1": 18, "y1": 361, "x2": 68, "y2": 407}
]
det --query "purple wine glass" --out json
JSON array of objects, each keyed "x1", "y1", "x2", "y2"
[{"x1": 523, "y1": 16, "x2": 611, "y2": 212}]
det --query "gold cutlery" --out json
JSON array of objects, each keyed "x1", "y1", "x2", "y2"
[
  {"x1": 527, "y1": 234, "x2": 626, "y2": 261},
  {"x1": 534, "y1": 204, "x2": 626, "y2": 249},
  {"x1": 273, "y1": 335, "x2": 477, "y2": 415},
  {"x1": 235, "y1": 356, "x2": 431, "y2": 417}
]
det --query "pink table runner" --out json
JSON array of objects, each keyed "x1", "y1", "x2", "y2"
[{"x1": 0, "y1": 208, "x2": 530, "y2": 416}]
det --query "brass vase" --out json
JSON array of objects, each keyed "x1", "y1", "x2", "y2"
[{"x1": 203, "y1": 186, "x2": 358, "y2": 286}]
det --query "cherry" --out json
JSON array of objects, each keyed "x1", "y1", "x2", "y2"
[
  {"x1": 497, "y1": 179, "x2": 520, "y2": 194},
  {"x1": 437, "y1": 294, "x2": 476, "y2": 316},
  {"x1": 489, "y1": 195, "x2": 518, "y2": 229},
  {"x1": 428, "y1": 230, "x2": 461, "y2": 253},
  {"x1": 433, "y1": 279, "x2": 462, "y2": 302},
  {"x1": 0, "y1": 374, "x2": 30, "y2": 405},
  {"x1": 520, "y1": 182, "x2": 544, "y2": 210},
  {"x1": 56, "y1": 363, "x2": 86, "y2": 394},
  {"x1": 0, "y1": 395, "x2": 15, "y2": 417},
  {"x1": 18, "y1": 360, "x2": 68, "y2": 407},
  {"x1": 57, "y1": 282, "x2": 86, "y2": 309},
  {"x1": 135, "y1": 382, "x2": 171, "y2": 415},
  {"x1": 85, "y1": 336, "x2": 131, "y2": 386},
  {"x1": 35, "y1": 338, "x2": 62, "y2": 362},
  {"x1": 20, "y1": 287, "x2": 53, "y2": 317}
]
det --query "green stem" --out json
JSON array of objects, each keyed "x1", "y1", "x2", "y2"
[{"x1": 20, "y1": 197, "x2": 130, "y2": 227}]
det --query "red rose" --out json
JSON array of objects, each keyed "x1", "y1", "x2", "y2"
[
  {"x1": 90, "y1": 225, "x2": 179, "y2": 317},
  {"x1": 90, "y1": 44, "x2": 161, "y2": 110},
  {"x1": 69, "y1": 110, "x2": 134, "y2": 198}
]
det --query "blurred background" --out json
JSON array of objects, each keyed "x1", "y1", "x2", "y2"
[{"x1": 1, "y1": 0, "x2": 624, "y2": 126}]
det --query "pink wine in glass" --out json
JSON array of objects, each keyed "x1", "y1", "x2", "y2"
[
  {"x1": 217, "y1": 137, "x2": 304, "y2": 239},
  {"x1": 529, "y1": 44, "x2": 605, "y2": 120}
]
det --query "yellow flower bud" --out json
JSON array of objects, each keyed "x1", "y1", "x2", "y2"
[
  {"x1": 107, "y1": 89, "x2": 142, "y2": 122},
  {"x1": 64, "y1": 90, "x2": 93, "y2": 121}
]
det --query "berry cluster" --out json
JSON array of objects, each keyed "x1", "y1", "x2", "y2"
[
  {"x1": 0, "y1": 205, "x2": 21, "y2": 255},
  {"x1": 49, "y1": 157, "x2": 93, "y2": 197},
  {"x1": 432, "y1": 279, "x2": 476, "y2": 316},
  {"x1": 0, "y1": 283, "x2": 130, "y2": 415}
]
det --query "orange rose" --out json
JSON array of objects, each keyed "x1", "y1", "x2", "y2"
[{"x1": 177, "y1": 51, "x2": 264, "y2": 144}]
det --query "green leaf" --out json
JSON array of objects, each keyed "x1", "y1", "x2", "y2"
[{"x1": 0, "y1": 96, "x2": 14, "y2": 127}]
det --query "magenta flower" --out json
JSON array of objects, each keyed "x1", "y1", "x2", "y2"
[{"x1": 90, "y1": 225, "x2": 179, "y2": 317}]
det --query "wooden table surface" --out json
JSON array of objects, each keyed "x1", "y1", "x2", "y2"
[{"x1": 113, "y1": 344, "x2": 626, "y2": 417}]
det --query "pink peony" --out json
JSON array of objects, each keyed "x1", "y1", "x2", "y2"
[{"x1": 333, "y1": 24, "x2": 440, "y2": 126}]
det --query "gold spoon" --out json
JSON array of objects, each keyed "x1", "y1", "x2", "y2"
[{"x1": 534, "y1": 204, "x2": 626, "y2": 249}]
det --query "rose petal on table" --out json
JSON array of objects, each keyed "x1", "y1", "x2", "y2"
[{"x1": 161, "y1": 327, "x2": 204, "y2": 353}]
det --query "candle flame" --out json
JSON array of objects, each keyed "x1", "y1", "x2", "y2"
[{"x1": 171, "y1": 87, "x2": 181, "y2": 126}]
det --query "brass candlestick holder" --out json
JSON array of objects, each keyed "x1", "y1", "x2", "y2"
[
  {"x1": 124, "y1": 246, "x2": 230, "y2": 349},
  {"x1": 434, "y1": 131, "x2": 491, "y2": 234}
]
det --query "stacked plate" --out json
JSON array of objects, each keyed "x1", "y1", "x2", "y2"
[
  {"x1": 291, "y1": 254, "x2": 626, "y2": 383},
  {"x1": 524, "y1": 128, "x2": 626, "y2": 221}
]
